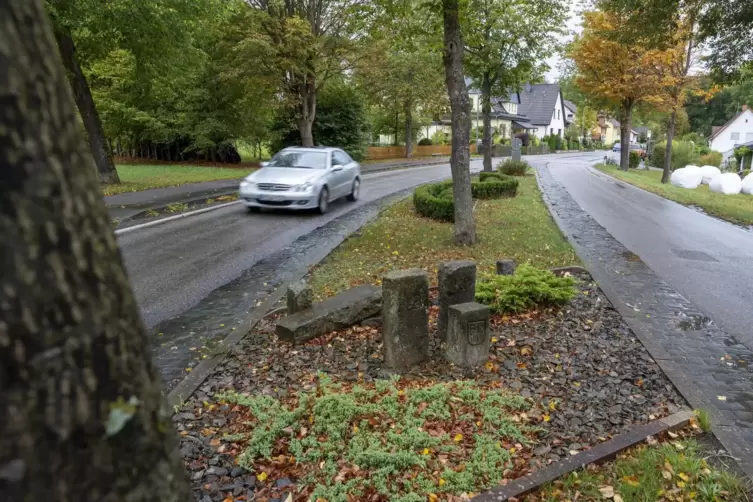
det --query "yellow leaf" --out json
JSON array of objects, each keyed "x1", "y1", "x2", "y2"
[
  {"x1": 678, "y1": 472, "x2": 689, "y2": 482},
  {"x1": 543, "y1": 414, "x2": 551, "y2": 422},
  {"x1": 257, "y1": 472, "x2": 268, "y2": 482},
  {"x1": 549, "y1": 401, "x2": 557, "y2": 411},
  {"x1": 510, "y1": 447, "x2": 516, "y2": 454},
  {"x1": 622, "y1": 475, "x2": 640, "y2": 487},
  {"x1": 454, "y1": 434, "x2": 463, "y2": 442},
  {"x1": 428, "y1": 494, "x2": 439, "y2": 502},
  {"x1": 439, "y1": 478, "x2": 446, "y2": 487},
  {"x1": 491, "y1": 337, "x2": 498, "y2": 343},
  {"x1": 422, "y1": 448, "x2": 431, "y2": 455},
  {"x1": 185, "y1": 367, "x2": 192, "y2": 373},
  {"x1": 677, "y1": 481, "x2": 686, "y2": 488},
  {"x1": 520, "y1": 346, "x2": 532, "y2": 356},
  {"x1": 353, "y1": 425, "x2": 359, "y2": 433}
]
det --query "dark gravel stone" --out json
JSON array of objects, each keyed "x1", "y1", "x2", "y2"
[
  {"x1": 206, "y1": 467, "x2": 228, "y2": 477},
  {"x1": 230, "y1": 467, "x2": 245, "y2": 477},
  {"x1": 276, "y1": 477, "x2": 294, "y2": 489}
]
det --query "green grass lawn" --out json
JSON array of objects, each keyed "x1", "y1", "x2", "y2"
[
  {"x1": 103, "y1": 164, "x2": 251, "y2": 196},
  {"x1": 595, "y1": 164, "x2": 753, "y2": 226},
  {"x1": 309, "y1": 175, "x2": 579, "y2": 298}
]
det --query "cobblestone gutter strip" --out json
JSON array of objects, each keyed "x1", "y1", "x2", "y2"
[
  {"x1": 535, "y1": 164, "x2": 753, "y2": 479},
  {"x1": 165, "y1": 189, "x2": 413, "y2": 408},
  {"x1": 472, "y1": 411, "x2": 693, "y2": 502}
]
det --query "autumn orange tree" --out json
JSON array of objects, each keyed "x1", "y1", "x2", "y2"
[{"x1": 569, "y1": 10, "x2": 677, "y2": 170}]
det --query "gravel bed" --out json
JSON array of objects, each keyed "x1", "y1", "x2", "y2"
[{"x1": 173, "y1": 271, "x2": 687, "y2": 501}]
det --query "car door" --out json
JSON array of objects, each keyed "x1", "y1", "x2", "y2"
[{"x1": 331, "y1": 151, "x2": 352, "y2": 197}]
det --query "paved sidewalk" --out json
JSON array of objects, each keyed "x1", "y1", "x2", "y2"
[{"x1": 536, "y1": 164, "x2": 753, "y2": 479}]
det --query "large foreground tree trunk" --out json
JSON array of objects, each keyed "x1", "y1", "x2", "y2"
[
  {"x1": 619, "y1": 101, "x2": 634, "y2": 171},
  {"x1": 404, "y1": 100, "x2": 413, "y2": 158},
  {"x1": 53, "y1": 27, "x2": 120, "y2": 185},
  {"x1": 297, "y1": 77, "x2": 316, "y2": 147},
  {"x1": 662, "y1": 110, "x2": 677, "y2": 183},
  {"x1": 0, "y1": 2, "x2": 190, "y2": 500},
  {"x1": 481, "y1": 72, "x2": 493, "y2": 172},
  {"x1": 442, "y1": 0, "x2": 476, "y2": 245}
]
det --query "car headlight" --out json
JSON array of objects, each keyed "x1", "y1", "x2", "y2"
[
  {"x1": 240, "y1": 180, "x2": 254, "y2": 189},
  {"x1": 294, "y1": 182, "x2": 315, "y2": 193}
]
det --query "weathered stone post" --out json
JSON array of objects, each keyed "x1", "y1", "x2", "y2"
[
  {"x1": 496, "y1": 259, "x2": 516, "y2": 276},
  {"x1": 382, "y1": 269, "x2": 429, "y2": 371},
  {"x1": 446, "y1": 302, "x2": 491, "y2": 368},
  {"x1": 286, "y1": 280, "x2": 313, "y2": 314},
  {"x1": 438, "y1": 260, "x2": 476, "y2": 340}
]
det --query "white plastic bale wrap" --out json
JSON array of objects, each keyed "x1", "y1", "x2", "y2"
[
  {"x1": 699, "y1": 165, "x2": 721, "y2": 185},
  {"x1": 670, "y1": 166, "x2": 703, "y2": 189},
  {"x1": 741, "y1": 173, "x2": 753, "y2": 195},
  {"x1": 709, "y1": 172, "x2": 742, "y2": 195}
]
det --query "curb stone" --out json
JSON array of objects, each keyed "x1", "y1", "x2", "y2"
[
  {"x1": 471, "y1": 411, "x2": 693, "y2": 502},
  {"x1": 534, "y1": 163, "x2": 753, "y2": 480}
]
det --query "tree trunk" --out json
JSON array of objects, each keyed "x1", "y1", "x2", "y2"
[
  {"x1": 404, "y1": 101, "x2": 413, "y2": 158},
  {"x1": 481, "y1": 72, "x2": 493, "y2": 172},
  {"x1": 297, "y1": 77, "x2": 316, "y2": 147},
  {"x1": 442, "y1": 0, "x2": 476, "y2": 246},
  {"x1": 662, "y1": 110, "x2": 677, "y2": 183},
  {"x1": 0, "y1": 2, "x2": 191, "y2": 500},
  {"x1": 619, "y1": 102, "x2": 634, "y2": 171},
  {"x1": 53, "y1": 26, "x2": 120, "y2": 185}
]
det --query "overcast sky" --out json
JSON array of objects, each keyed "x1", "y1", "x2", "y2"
[{"x1": 544, "y1": 3, "x2": 583, "y2": 82}]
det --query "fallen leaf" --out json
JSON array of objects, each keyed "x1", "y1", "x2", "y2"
[
  {"x1": 678, "y1": 472, "x2": 689, "y2": 482},
  {"x1": 667, "y1": 431, "x2": 678, "y2": 439},
  {"x1": 257, "y1": 472, "x2": 268, "y2": 482},
  {"x1": 543, "y1": 414, "x2": 551, "y2": 422},
  {"x1": 599, "y1": 485, "x2": 615, "y2": 498},
  {"x1": 622, "y1": 475, "x2": 639, "y2": 487},
  {"x1": 614, "y1": 495, "x2": 624, "y2": 502},
  {"x1": 454, "y1": 434, "x2": 463, "y2": 442},
  {"x1": 520, "y1": 346, "x2": 532, "y2": 356},
  {"x1": 662, "y1": 470, "x2": 672, "y2": 480},
  {"x1": 718, "y1": 395, "x2": 727, "y2": 401}
]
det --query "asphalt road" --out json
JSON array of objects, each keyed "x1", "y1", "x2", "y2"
[
  {"x1": 118, "y1": 159, "x2": 487, "y2": 328},
  {"x1": 539, "y1": 153, "x2": 753, "y2": 349}
]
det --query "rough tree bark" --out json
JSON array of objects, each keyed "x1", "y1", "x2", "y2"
[
  {"x1": 404, "y1": 100, "x2": 413, "y2": 158},
  {"x1": 619, "y1": 100, "x2": 634, "y2": 171},
  {"x1": 0, "y1": 1, "x2": 190, "y2": 500},
  {"x1": 53, "y1": 26, "x2": 121, "y2": 185},
  {"x1": 442, "y1": 0, "x2": 476, "y2": 245},
  {"x1": 662, "y1": 110, "x2": 677, "y2": 183},
  {"x1": 296, "y1": 77, "x2": 316, "y2": 147},
  {"x1": 481, "y1": 72, "x2": 493, "y2": 172}
]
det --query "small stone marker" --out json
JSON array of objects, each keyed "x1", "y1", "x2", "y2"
[
  {"x1": 438, "y1": 260, "x2": 476, "y2": 340},
  {"x1": 286, "y1": 280, "x2": 313, "y2": 314},
  {"x1": 496, "y1": 259, "x2": 516, "y2": 276},
  {"x1": 446, "y1": 302, "x2": 491, "y2": 368},
  {"x1": 382, "y1": 269, "x2": 429, "y2": 371},
  {"x1": 511, "y1": 137, "x2": 522, "y2": 162}
]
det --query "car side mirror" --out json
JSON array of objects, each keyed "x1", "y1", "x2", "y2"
[{"x1": 331, "y1": 164, "x2": 343, "y2": 172}]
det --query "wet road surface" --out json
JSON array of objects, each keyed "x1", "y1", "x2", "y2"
[{"x1": 540, "y1": 154, "x2": 753, "y2": 349}]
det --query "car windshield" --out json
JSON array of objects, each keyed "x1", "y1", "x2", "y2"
[{"x1": 267, "y1": 151, "x2": 327, "y2": 169}]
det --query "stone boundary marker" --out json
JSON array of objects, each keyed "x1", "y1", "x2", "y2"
[
  {"x1": 383, "y1": 269, "x2": 430, "y2": 371},
  {"x1": 438, "y1": 260, "x2": 476, "y2": 340},
  {"x1": 471, "y1": 410, "x2": 693, "y2": 502}
]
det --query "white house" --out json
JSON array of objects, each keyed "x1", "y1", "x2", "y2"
[
  {"x1": 709, "y1": 105, "x2": 753, "y2": 162},
  {"x1": 517, "y1": 83, "x2": 567, "y2": 139},
  {"x1": 563, "y1": 100, "x2": 577, "y2": 127}
]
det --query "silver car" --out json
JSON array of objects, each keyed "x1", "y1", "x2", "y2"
[{"x1": 239, "y1": 147, "x2": 361, "y2": 214}]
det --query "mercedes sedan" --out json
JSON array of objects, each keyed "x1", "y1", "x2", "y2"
[{"x1": 239, "y1": 147, "x2": 361, "y2": 214}]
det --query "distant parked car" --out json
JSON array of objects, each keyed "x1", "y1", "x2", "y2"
[
  {"x1": 612, "y1": 142, "x2": 621, "y2": 152},
  {"x1": 239, "y1": 147, "x2": 361, "y2": 214}
]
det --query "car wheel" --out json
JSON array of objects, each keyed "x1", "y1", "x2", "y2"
[
  {"x1": 317, "y1": 187, "x2": 329, "y2": 214},
  {"x1": 347, "y1": 178, "x2": 360, "y2": 202}
]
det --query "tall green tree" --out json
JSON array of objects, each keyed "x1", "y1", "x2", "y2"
[
  {"x1": 464, "y1": 0, "x2": 567, "y2": 171},
  {"x1": 358, "y1": 0, "x2": 447, "y2": 157},
  {"x1": 1, "y1": 0, "x2": 189, "y2": 499},
  {"x1": 230, "y1": 0, "x2": 366, "y2": 147},
  {"x1": 45, "y1": 0, "x2": 205, "y2": 184}
]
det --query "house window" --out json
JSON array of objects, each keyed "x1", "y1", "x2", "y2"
[
  {"x1": 550, "y1": 128, "x2": 554, "y2": 135},
  {"x1": 557, "y1": 110, "x2": 560, "y2": 120},
  {"x1": 746, "y1": 133, "x2": 753, "y2": 142},
  {"x1": 558, "y1": 129, "x2": 562, "y2": 137},
  {"x1": 731, "y1": 132, "x2": 740, "y2": 140}
]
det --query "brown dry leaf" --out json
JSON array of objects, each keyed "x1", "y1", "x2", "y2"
[
  {"x1": 667, "y1": 431, "x2": 678, "y2": 439},
  {"x1": 664, "y1": 461, "x2": 675, "y2": 474},
  {"x1": 662, "y1": 470, "x2": 673, "y2": 480},
  {"x1": 613, "y1": 495, "x2": 624, "y2": 502},
  {"x1": 209, "y1": 438, "x2": 221, "y2": 447},
  {"x1": 520, "y1": 346, "x2": 532, "y2": 356},
  {"x1": 599, "y1": 485, "x2": 615, "y2": 498}
]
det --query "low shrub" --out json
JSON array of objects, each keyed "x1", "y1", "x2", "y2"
[
  {"x1": 475, "y1": 264, "x2": 578, "y2": 314},
  {"x1": 650, "y1": 140, "x2": 700, "y2": 171},
  {"x1": 472, "y1": 174, "x2": 518, "y2": 199},
  {"x1": 498, "y1": 159, "x2": 530, "y2": 176},
  {"x1": 418, "y1": 138, "x2": 432, "y2": 146},
  {"x1": 413, "y1": 181, "x2": 454, "y2": 221},
  {"x1": 699, "y1": 151, "x2": 722, "y2": 167},
  {"x1": 629, "y1": 151, "x2": 641, "y2": 169},
  {"x1": 741, "y1": 169, "x2": 751, "y2": 179}
]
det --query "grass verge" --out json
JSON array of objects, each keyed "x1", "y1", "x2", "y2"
[
  {"x1": 309, "y1": 175, "x2": 578, "y2": 298},
  {"x1": 103, "y1": 164, "x2": 249, "y2": 196},
  {"x1": 594, "y1": 164, "x2": 753, "y2": 227},
  {"x1": 530, "y1": 436, "x2": 751, "y2": 502},
  {"x1": 218, "y1": 376, "x2": 535, "y2": 501}
]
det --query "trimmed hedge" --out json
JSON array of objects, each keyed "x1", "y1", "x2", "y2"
[
  {"x1": 413, "y1": 181, "x2": 455, "y2": 221},
  {"x1": 498, "y1": 159, "x2": 530, "y2": 176},
  {"x1": 413, "y1": 174, "x2": 518, "y2": 221}
]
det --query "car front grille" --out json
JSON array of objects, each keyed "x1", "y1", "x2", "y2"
[{"x1": 257, "y1": 183, "x2": 291, "y2": 192}]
